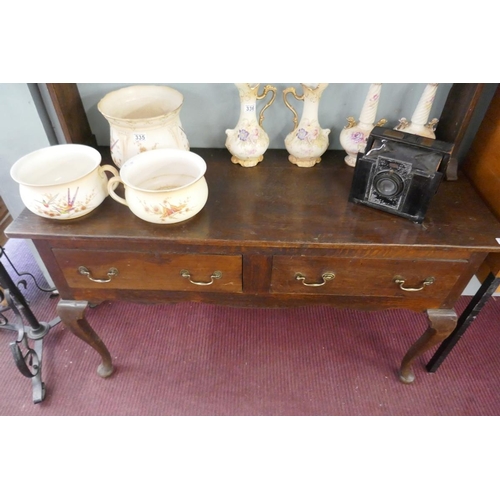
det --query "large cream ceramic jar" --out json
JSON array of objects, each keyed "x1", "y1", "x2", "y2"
[{"x1": 98, "y1": 85, "x2": 190, "y2": 167}]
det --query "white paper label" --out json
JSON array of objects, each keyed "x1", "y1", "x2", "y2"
[
  {"x1": 134, "y1": 133, "x2": 147, "y2": 142},
  {"x1": 496, "y1": 238, "x2": 500, "y2": 245}
]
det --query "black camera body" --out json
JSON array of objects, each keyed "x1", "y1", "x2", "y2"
[{"x1": 348, "y1": 127, "x2": 454, "y2": 223}]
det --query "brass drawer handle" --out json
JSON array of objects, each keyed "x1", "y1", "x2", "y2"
[
  {"x1": 295, "y1": 272, "x2": 335, "y2": 287},
  {"x1": 394, "y1": 275, "x2": 435, "y2": 292},
  {"x1": 180, "y1": 269, "x2": 222, "y2": 286},
  {"x1": 78, "y1": 266, "x2": 118, "y2": 283}
]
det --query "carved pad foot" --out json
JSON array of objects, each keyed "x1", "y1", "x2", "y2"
[{"x1": 97, "y1": 362, "x2": 114, "y2": 378}]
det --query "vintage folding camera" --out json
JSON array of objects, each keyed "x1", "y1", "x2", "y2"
[{"x1": 348, "y1": 126, "x2": 454, "y2": 223}]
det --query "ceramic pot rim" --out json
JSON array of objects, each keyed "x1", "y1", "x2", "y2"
[
  {"x1": 97, "y1": 85, "x2": 184, "y2": 124},
  {"x1": 10, "y1": 144, "x2": 102, "y2": 187},
  {"x1": 119, "y1": 149, "x2": 207, "y2": 193}
]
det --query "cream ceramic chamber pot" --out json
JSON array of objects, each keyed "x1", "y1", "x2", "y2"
[
  {"x1": 97, "y1": 85, "x2": 190, "y2": 167},
  {"x1": 10, "y1": 144, "x2": 118, "y2": 220},
  {"x1": 107, "y1": 149, "x2": 208, "y2": 224}
]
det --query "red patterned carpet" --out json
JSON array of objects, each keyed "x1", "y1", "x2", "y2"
[{"x1": 1, "y1": 238, "x2": 499, "y2": 416}]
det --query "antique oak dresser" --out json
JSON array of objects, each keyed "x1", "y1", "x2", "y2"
[{"x1": 5, "y1": 83, "x2": 500, "y2": 388}]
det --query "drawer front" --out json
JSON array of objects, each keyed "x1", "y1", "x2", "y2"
[
  {"x1": 271, "y1": 256, "x2": 469, "y2": 298},
  {"x1": 53, "y1": 249, "x2": 242, "y2": 293}
]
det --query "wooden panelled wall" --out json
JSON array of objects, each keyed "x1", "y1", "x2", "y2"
[{"x1": 462, "y1": 84, "x2": 500, "y2": 282}]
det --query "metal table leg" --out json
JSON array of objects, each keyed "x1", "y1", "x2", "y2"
[{"x1": 0, "y1": 247, "x2": 60, "y2": 403}]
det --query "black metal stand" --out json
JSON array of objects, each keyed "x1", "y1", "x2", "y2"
[
  {"x1": 426, "y1": 272, "x2": 500, "y2": 373},
  {"x1": 0, "y1": 246, "x2": 60, "y2": 403}
]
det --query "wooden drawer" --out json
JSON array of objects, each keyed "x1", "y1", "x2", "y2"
[
  {"x1": 271, "y1": 255, "x2": 469, "y2": 299},
  {"x1": 53, "y1": 249, "x2": 242, "y2": 293}
]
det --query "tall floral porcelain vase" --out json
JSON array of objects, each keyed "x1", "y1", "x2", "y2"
[
  {"x1": 339, "y1": 83, "x2": 387, "y2": 167},
  {"x1": 225, "y1": 83, "x2": 277, "y2": 167},
  {"x1": 283, "y1": 83, "x2": 330, "y2": 167},
  {"x1": 395, "y1": 83, "x2": 440, "y2": 139}
]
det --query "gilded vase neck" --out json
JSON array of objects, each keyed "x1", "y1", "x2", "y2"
[
  {"x1": 301, "y1": 83, "x2": 328, "y2": 102},
  {"x1": 235, "y1": 83, "x2": 260, "y2": 101}
]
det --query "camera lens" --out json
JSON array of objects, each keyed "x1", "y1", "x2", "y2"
[{"x1": 373, "y1": 171, "x2": 403, "y2": 198}]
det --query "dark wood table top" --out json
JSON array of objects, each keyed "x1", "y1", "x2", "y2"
[{"x1": 7, "y1": 148, "x2": 500, "y2": 253}]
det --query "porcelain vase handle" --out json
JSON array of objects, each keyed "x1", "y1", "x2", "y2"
[
  {"x1": 257, "y1": 84, "x2": 277, "y2": 127},
  {"x1": 283, "y1": 87, "x2": 304, "y2": 131}
]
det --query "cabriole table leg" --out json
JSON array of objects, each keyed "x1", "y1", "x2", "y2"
[
  {"x1": 57, "y1": 299, "x2": 114, "y2": 378},
  {"x1": 399, "y1": 309, "x2": 458, "y2": 384},
  {"x1": 426, "y1": 272, "x2": 500, "y2": 372}
]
